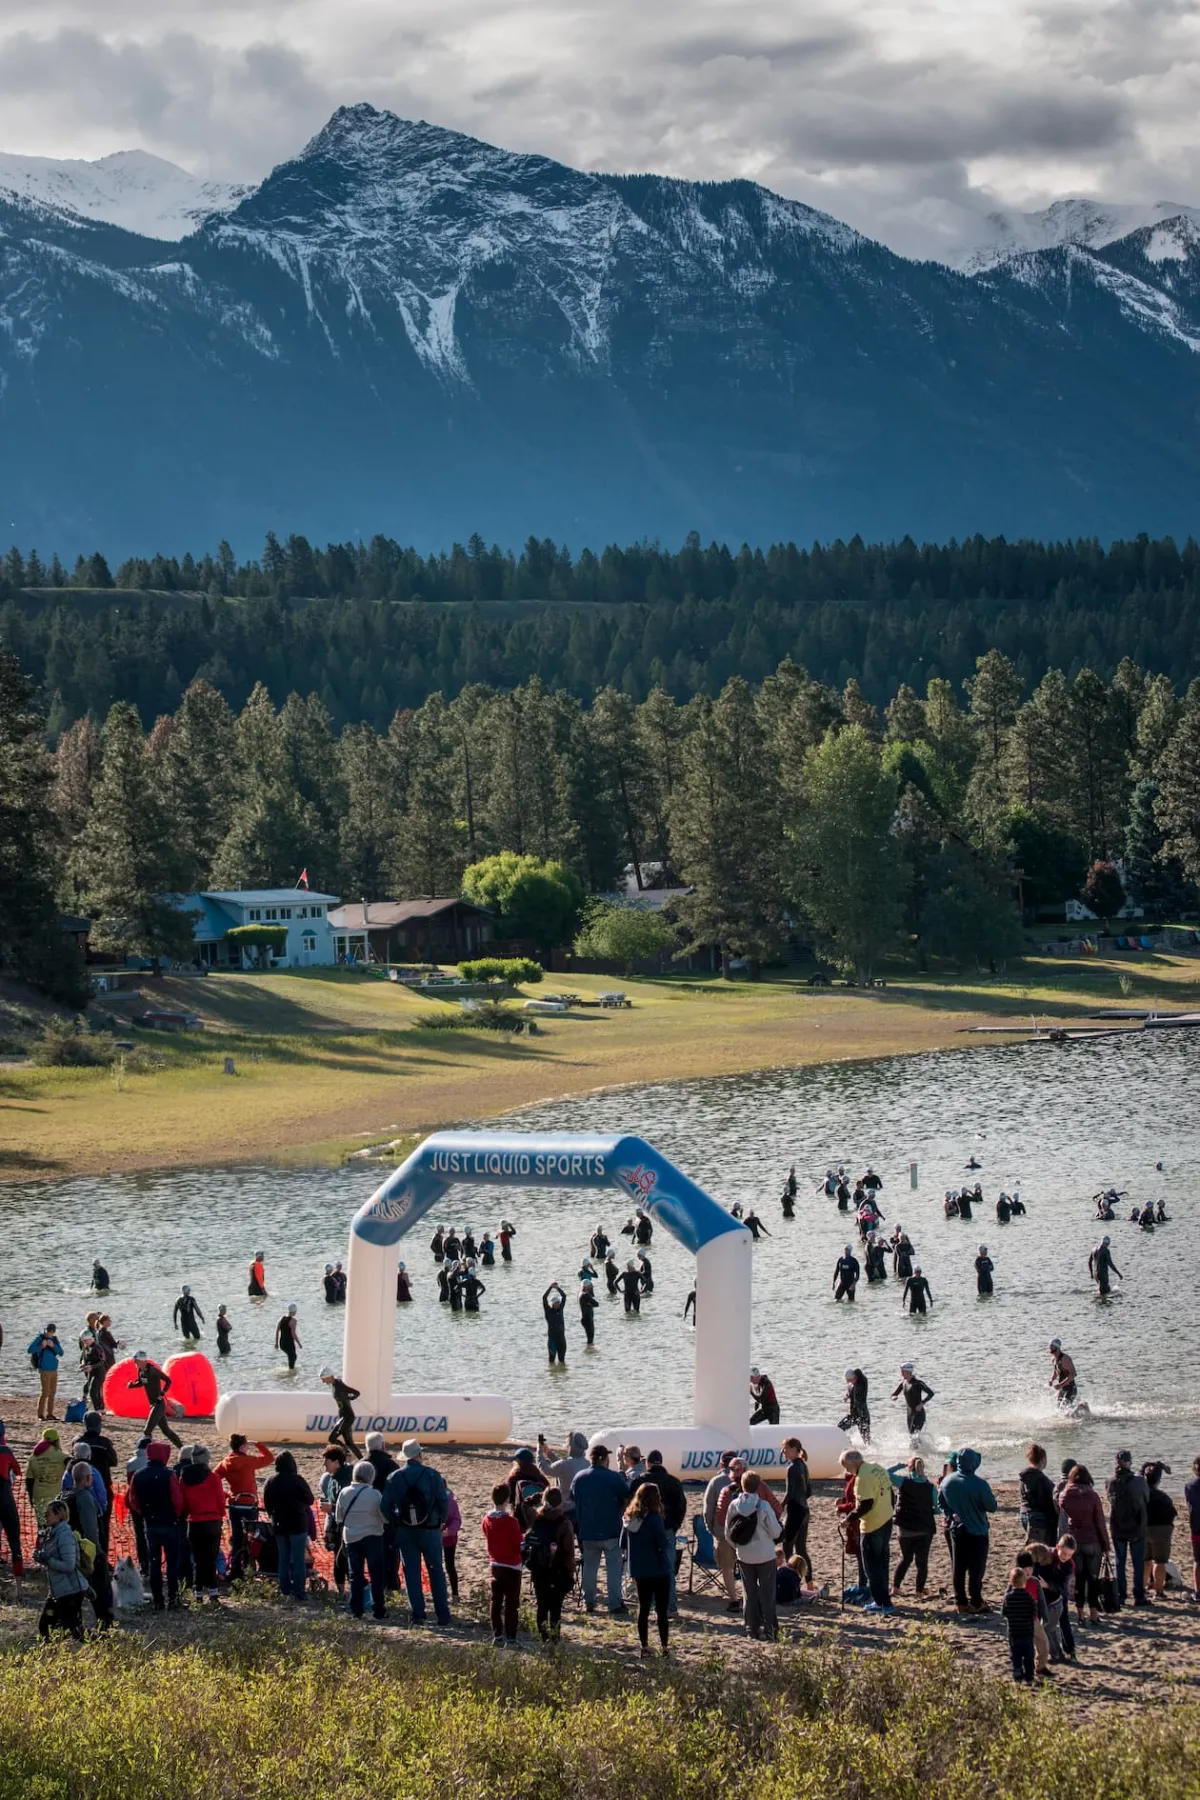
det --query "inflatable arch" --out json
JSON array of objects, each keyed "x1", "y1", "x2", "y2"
[{"x1": 216, "y1": 1130, "x2": 848, "y2": 1478}]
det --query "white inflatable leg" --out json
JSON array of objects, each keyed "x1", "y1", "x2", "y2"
[
  {"x1": 692, "y1": 1229, "x2": 752, "y2": 1438},
  {"x1": 343, "y1": 1229, "x2": 399, "y2": 1406}
]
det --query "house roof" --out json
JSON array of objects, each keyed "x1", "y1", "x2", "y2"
[
  {"x1": 328, "y1": 898, "x2": 494, "y2": 930},
  {"x1": 200, "y1": 889, "x2": 340, "y2": 905}
]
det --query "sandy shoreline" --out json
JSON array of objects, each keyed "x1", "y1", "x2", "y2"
[{"x1": 1, "y1": 1395, "x2": 1194, "y2": 1712}]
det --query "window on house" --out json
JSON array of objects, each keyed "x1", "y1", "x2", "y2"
[
  {"x1": 302, "y1": 933, "x2": 317, "y2": 950},
  {"x1": 265, "y1": 908, "x2": 277, "y2": 921},
  {"x1": 249, "y1": 908, "x2": 261, "y2": 922},
  {"x1": 297, "y1": 906, "x2": 307, "y2": 918},
  {"x1": 310, "y1": 905, "x2": 323, "y2": 918},
  {"x1": 280, "y1": 907, "x2": 292, "y2": 920}
]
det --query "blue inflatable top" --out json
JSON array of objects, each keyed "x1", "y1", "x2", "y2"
[{"x1": 352, "y1": 1130, "x2": 743, "y2": 1257}]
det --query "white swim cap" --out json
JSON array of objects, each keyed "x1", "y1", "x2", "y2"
[
  {"x1": 750, "y1": 1366, "x2": 760, "y2": 1377},
  {"x1": 287, "y1": 1303, "x2": 297, "y2": 1314},
  {"x1": 319, "y1": 1365, "x2": 334, "y2": 1379},
  {"x1": 1049, "y1": 1338, "x2": 1062, "y2": 1351},
  {"x1": 978, "y1": 1244, "x2": 988, "y2": 1253},
  {"x1": 901, "y1": 1361, "x2": 914, "y2": 1372},
  {"x1": 845, "y1": 1368, "x2": 856, "y2": 1380}
]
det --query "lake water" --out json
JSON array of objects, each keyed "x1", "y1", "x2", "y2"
[{"x1": 3, "y1": 1032, "x2": 1197, "y2": 1479}]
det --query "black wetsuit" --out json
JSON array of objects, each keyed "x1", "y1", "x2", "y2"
[
  {"x1": 1089, "y1": 1245, "x2": 1120, "y2": 1295},
  {"x1": 462, "y1": 1234, "x2": 477, "y2": 1260},
  {"x1": 437, "y1": 1267, "x2": 451, "y2": 1304},
  {"x1": 786, "y1": 1172, "x2": 798, "y2": 1200},
  {"x1": 863, "y1": 1173, "x2": 883, "y2": 1195},
  {"x1": 544, "y1": 1295, "x2": 567, "y2": 1364},
  {"x1": 833, "y1": 1254, "x2": 860, "y2": 1302},
  {"x1": 902, "y1": 1274, "x2": 932, "y2": 1315},
  {"x1": 637, "y1": 1256, "x2": 653, "y2": 1293},
  {"x1": 635, "y1": 1216, "x2": 653, "y2": 1246},
  {"x1": 590, "y1": 1231, "x2": 611, "y2": 1259},
  {"x1": 328, "y1": 1378, "x2": 360, "y2": 1454},
  {"x1": 443, "y1": 1235, "x2": 461, "y2": 1264},
  {"x1": 216, "y1": 1316, "x2": 231, "y2": 1355},
  {"x1": 893, "y1": 1238, "x2": 914, "y2": 1280},
  {"x1": 683, "y1": 1289, "x2": 696, "y2": 1323},
  {"x1": 840, "y1": 1375, "x2": 871, "y2": 1440},
  {"x1": 323, "y1": 1272, "x2": 338, "y2": 1303},
  {"x1": 462, "y1": 1274, "x2": 485, "y2": 1312},
  {"x1": 865, "y1": 1243, "x2": 887, "y2": 1283},
  {"x1": 958, "y1": 1194, "x2": 974, "y2": 1221},
  {"x1": 836, "y1": 1181, "x2": 851, "y2": 1210},
  {"x1": 500, "y1": 1229, "x2": 515, "y2": 1262},
  {"x1": 448, "y1": 1270, "x2": 464, "y2": 1313},
  {"x1": 604, "y1": 1256, "x2": 620, "y2": 1294},
  {"x1": 332, "y1": 1270, "x2": 346, "y2": 1302},
  {"x1": 396, "y1": 1268, "x2": 412, "y2": 1302},
  {"x1": 781, "y1": 1191, "x2": 795, "y2": 1219},
  {"x1": 130, "y1": 1362, "x2": 182, "y2": 1448},
  {"x1": 619, "y1": 1269, "x2": 642, "y2": 1314},
  {"x1": 172, "y1": 1294, "x2": 204, "y2": 1340},
  {"x1": 744, "y1": 1214, "x2": 769, "y2": 1240},
  {"x1": 430, "y1": 1231, "x2": 445, "y2": 1261},
  {"x1": 92, "y1": 1264, "x2": 110, "y2": 1294},
  {"x1": 996, "y1": 1197, "x2": 1011, "y2": 1223},
  {"x1": 893, "y1": 1373, "x2": 934, "y2": 1433},
  {"x1": 750, "y1": 1379, "x2": 780, "y2": 1425},
  {"x1": 580, "y1": 1288, "x2": 598, "y2": 1344},
  {"x1": 480, "y1": 1240, "x2": 496, "y2": 1267},
  {"x1": 277, "y1": 1315, "x2": 299, "y2": 1367},
  {"x1": 1008, "y1": 1197, "x2": 1026, "y2": 1217},
  {"x1": 1051, "y1": 1355, "x2": 1078, "y2": 1407},
  {"x1": 975, "y1": 1254, "x2": 994, "y2": 1295},
  {"x1": 1140, "y1": 1210, "x2": 1156, "y2": 1231}
]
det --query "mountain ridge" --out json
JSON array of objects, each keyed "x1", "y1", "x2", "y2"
[{"x1": 1, "y1": 103, "x2": 1199, "y2": 554}]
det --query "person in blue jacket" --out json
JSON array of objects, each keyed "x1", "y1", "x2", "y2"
[
  {"x1": 28, "y1": 1325, "x2": 65, "y2": 1422},
  {"x1": 623, "y1": 1479, "x2": 673, "y2": 1657},
  {"x1": 569, "y1": 1444, "x2": 630, "y2": 1614},
  {"x1": 939, "y1": 1446, "x2": 997, "y2": 1615}
]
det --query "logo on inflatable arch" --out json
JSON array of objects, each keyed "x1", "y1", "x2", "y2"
[
  {"x1": 305, "y1": 1412, "x2": 451, "y2": 1434},
  {"x1": 619, "y1": 1163, "x2": 658, "y2": 1202}
]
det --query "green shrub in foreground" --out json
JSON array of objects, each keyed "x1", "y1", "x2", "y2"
[
  {"x1": 0, "y1": 1630, "x2": 1197, "y2": 1800},
  {"x1": 456, "y1": 957, "x2": 543, "y2": 985}
]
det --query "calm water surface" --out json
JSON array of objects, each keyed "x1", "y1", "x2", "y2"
[{"x1": 3, "y1": 1033, "x2": 1197, "y2": 1479}]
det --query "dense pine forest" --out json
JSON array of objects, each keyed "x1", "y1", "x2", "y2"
[{"x1": 2, "y1": 532, "x2": 1200, "y2": 731}]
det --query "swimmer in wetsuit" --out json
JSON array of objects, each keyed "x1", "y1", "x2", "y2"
[
  {"x1": 437, "y1": 1265, "x2": 451, "y2": 1303},
  {"x1": 543, "y1": 1283, "x2": 568, "y2": 1364},
  {"x1": 1048, "y1": 1339, "x2": 1078, "y2": 1408},
  {"x1": 1155, "y1": 1199, "x2": 1168, "y2": 1223},
  {"x1": 943, "y1": 1191, "x2": 960, "y2": 1219},
  {"x1": 462, "y1": 1230, "x2": 477, "y2": 1260},
  {"x1": 840, "y1": 1367, "x2": 871, "y2": 1441},
  {"x1": 749, "y1": 1368, "x2": 780, "y2": 1425},
  {"x1": 1095, "y1": 1194, "x2": 1115, "y2": 1220},
  {"x1": 1007, "y1": 1194, "x2": 1026, "y2": 1217},
  {"x1": 974, "y1": 1245, "x2": 994, "y2": 1294},
  {"x1": 833, "y1": 1246, "x2": 861, "y2": 1303},
  {"x1": 91, "y1": 1260, "x2": 110, "y2": 1295},
  {"x1": 891, "y1": 1363, "x2": 934, "y2": 1434},
  {"x1": 743, "y1": 1210, "x2": 770, "y2": 1241},
  {"x1": 590, "y1": 1227, "x2": 611, "y2": 1260},
  {"x1": 636, "y1": 1252, "x2": 653, "y2": 1293},
  {"x1": 430, "y1": 1226, "x2": 446, "y2": 1261},
  {"x1": 781, "y1": 1187, "x2": 795, "y2": 1219},
  {"x1": 635, "y1": 1213, "x2": 653, "y2": 1246},
  {"x1": 618, "y1": 1262, "x2": 643, "y2": 1313},
  {"x1": 683, "y1": 1287, "x2": 696, "y2": 1324},
  {"x1": 892, "y1": 1230, "x2": 914, "y2": 1280},
  {"x1": 323, "y1": 1264, "x2": 338, "y2": 1304},
  {"x1": 957, "y1": 1188, "x2": 974, "y2": 1222},
  {"x1": 836, "y1": 1174, "x2": 851, "y2": 1210},
  {"x1": 902, "y1": 1267, "x2": 933, "y2": 1314},
  {"x1": 172, "y1": 1286, "x2": 204, "y2": 1341},
  {"x1": 321, "y1": 1366, "x2": 360, "y2": 1456},
  {"x1": 579, "y1": 1280, "x2": 598, "y2": 1344},
  {"x1": 604, "y1": 1252, "x2": 620, "y2": 1294},
  {"x1": 499, "y1": 1221, "x2": 516, "y2": 1261},
  {"x1": 1139, "y1": 1207, "x2": 1156, "y2": 1232},
  {"x1": 996, "y1": 1193, "x2": 1012, "y2": 1224},
  {"x1": 275, "y1": 1304, "x2": 301, "y2": 1368},
  {"x1": 461, "y1": 1267, "x2": 485, "y2": 1312},
  {"x1": 865, "y1": 1236, "x2": 888, "y2": 1283},
  {"x1": 786, "y1": 1166, "x2": 798, "y2": 1200},
  {"x1": 248, "y1": 1253, "x2": 266, "y2": 1297},
  {"x1": 1088, "y1": 1236, "x2": 1122, "y2": 1296},
  {"x1": 396, "y1": 1262, "x2": 412, "y2": 1303},
  {"x1": 479, "y1": 1234, "x2": 496, "y2": 1267},
  {"x1": 215, "y1": 1305, "x2": 232, "y2": 1355}
]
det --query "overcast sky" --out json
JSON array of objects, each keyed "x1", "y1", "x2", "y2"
[{"x1": 0, "y1": 0, "x2": 1196, "y2": 255}]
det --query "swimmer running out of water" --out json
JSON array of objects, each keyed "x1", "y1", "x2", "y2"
[
  {"x1": 833, "y1": 1246, "x2": 861, "y2": 1303},
  {"x1": 891, "y1": 1362, "x2": 934, "y2": 1434},
  {"x1": 1048, "y1": 1339, "x2": 1078, "y2": 1408},
  {"x1": 839, "y1": 1367, "x2": 871, "y2": 1441}
]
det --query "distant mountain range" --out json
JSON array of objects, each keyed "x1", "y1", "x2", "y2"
[{"x1": 2, "y1": 105, "x2": 1198, "y2": 554}]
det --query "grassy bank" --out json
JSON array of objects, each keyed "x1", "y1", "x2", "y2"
[
  {"x1": 1, "y1": 1629, "x2": 1196, "y2": 1800},
  {"x1": 2, "y1": 954, "x2": 1197, "y2": 1183}
]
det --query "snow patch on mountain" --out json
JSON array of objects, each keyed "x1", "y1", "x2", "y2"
[
  {"x1": 0, "y1": 149, "x2": 248, "y2": 240},
  {"x1": 952, "y1": 197, "x2": 1200, "y2": 272}
]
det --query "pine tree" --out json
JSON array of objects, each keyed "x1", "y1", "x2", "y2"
[
  {"x1": 964, "y1": 650, "x2": 1023, "y2": 846},
  {"x1": 1132, "y1": 675, "x2": 1180, "y2": 779},
  {"x1": 394, "y1": 694, "x2": 466, "y2": 897},
  {"x1": 885, "y1": 683, "x2": 926, "y2": 743},
  {"x1": 337, "y1": 723, "x2": 402, "y2": 899},
  {"x1": 210, "y1": 685, "x2": 318, "y2": 890},
  {"x1": 1124, "y1": 778, "x2": 1194, "y2": 915},
  {"x1": 636, "y1": 687, "x2": 691, "y2": 873},
  {"x1": 588, "y1": 687, "x2": 652, "y2": 888},
  {"x1": 0, "y1": 653, "x2": 87, "y2": 1001},
  {"x1": 1153, "y1": 682, "x2": 1200, "y2": 888},
  {"x1": 1067, "y1": 669, "x2": 1128, "y2": 858},
  {"x1": 788, "y1": 724, "x2": 908, "y2": 980},
  {"x1": 159, "y1": 680, "x2": 238, "y2": 889},
  {"x1": 669, "y1": 678, "x2": 784, "y2": 972},
  {"x1": 72, "y1": 702, "x2": 194, "y2": 961},
  {"x1": 1003, "y1": 670, "x2": 1073, "y2": 818}
]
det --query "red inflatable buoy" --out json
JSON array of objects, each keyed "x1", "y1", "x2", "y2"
[
  {"x1": 164, "y1": 1352, "x2": 219, "y2": 1418},
  {"x1": 102, "y1": 1357, "x2": 150, "y2": 1419}
]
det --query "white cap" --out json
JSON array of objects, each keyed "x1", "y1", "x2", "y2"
[{"x1": 319, "y1": 1365, "x2": 334, "y2": 1379}]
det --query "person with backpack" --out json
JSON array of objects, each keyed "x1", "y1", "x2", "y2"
[
  {"x1": 884, "y1": 1453, "x2": 936, "y2": 1599},
  {"x1": 381, "y1": 1440, "x2": 452, "y2": 1627},
  {"x1": 1019, "y1": 1444, "x2": 1058, "y2": 1546},
  {"x1": 25, "y1": 1427, "x2": 67, "y2": 1522},
  {"x1": 128, "y1": 1352, "x2": 183, "y2": 1449},
  {"x1": 1106, "y1": 1449, "x2": 1150, "y2": 1606},
  {"x1": 215, "y1": 1434, "x2": 275, "y2": 1579},
  {"x1": 64, "y1": 1461, "x2": 114, "y2": 1628},
  {"x1": 263, "y1": 1451, "x2": 315, "y2": 1604},
  {"x1": 725, "y1": 1471, "x2": 783, "y2": 1640},
  {"x1": 0, "y1": 1424, "x2": 24, "y2": 1577},
  {"x1": 34, "y1": 1499, "x2": 90, "y2": 1640},
  {"x1": 27, "y1": 1324, "x2": 64, "y2": 1421},
  {"x1": 625, "y1": 1480, "x2": 674, "y2": 1656},
  {"x1": 130, "y1": 1442, "x2": 185, "y2": 1610},
  {"x1": 524, "y1": 1487, "x2": 575, "y2": 1643},
  {"x1": 336, "y1": 1459, "x2": 388, "y2": 1620}
]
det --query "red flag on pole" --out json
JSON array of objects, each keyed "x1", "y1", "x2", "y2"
[{"x1": 297, "y1": 868, "x2": 309, "y2": 889}]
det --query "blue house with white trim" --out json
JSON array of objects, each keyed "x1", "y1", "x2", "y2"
[{"x1": 177, "y1": 889, "x2": 341, "y2": 969}]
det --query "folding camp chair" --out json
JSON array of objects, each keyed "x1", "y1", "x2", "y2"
[{"x1": 686, "y1": 1513, "x2": 725, "y2": 1596}]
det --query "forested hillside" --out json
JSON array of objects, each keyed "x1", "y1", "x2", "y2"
[{"x1": 2, "y1": 533, "x2": 1198, "y2": 732}]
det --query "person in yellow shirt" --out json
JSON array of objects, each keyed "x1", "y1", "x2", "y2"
[{"x1": 840, "y1": 1449, "x2": 895, "y2": 1612}]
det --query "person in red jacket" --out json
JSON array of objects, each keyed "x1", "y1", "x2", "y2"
[
  {"x1": 482, "y1": 1482, "x2": 524, "y2": 1646},
  {"x1": 178, "y1": 1444, "x2": 228, "y2": 1602},
  {"x1": 1057, "y1": 1464, "x2": 1111, "y2": 1624},
  {"x1": 214, "y1": 1435, "x2": 275, "y2": 1579},
  {"x1": 0, "y1": 1423, "x2": 24, "y2": 1576}
]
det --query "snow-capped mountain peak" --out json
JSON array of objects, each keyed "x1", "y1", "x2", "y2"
[
  {"x1": 0, "y1": 147, "x2": 249, "y2": 240},
  {"x1": 954, "y1": 197, "x2": 1200, "y2": 272}
]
